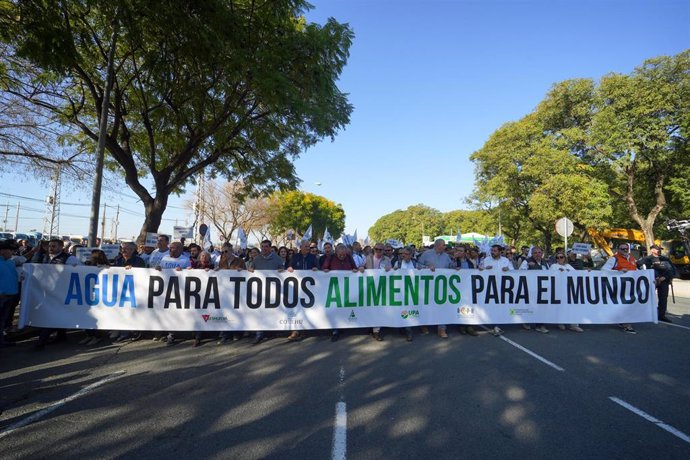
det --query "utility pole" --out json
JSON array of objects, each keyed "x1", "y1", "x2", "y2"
[
  {"x1": 101, "y1": 203, "x2": 106, "y2": 244},
  {"x1": 43, "y1": 164, "x2": 62, "y2": 239},
  {"x1": 111, "y1": 204, "x2": 120, "y2": 241},
  {"x1": 88, "y1": 13, "x2": 120, "y2": 247},
  {"x1": 14, "y1": 201, "x2": 20, "y2": 232},
  {"x1": 2, "y1": 203, "x2": 8, "y2": 231}
]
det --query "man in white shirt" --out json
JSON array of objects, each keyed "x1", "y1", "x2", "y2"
[
  {"x1": 148, "y1": 234, "x2": 170, "y2": 268},
  {"x1": 417, "y1": 239, "x2": 455, "y2": 339},
  {"x1": 478, "y1": 244, "x2": 513, "y2": 336},
  {"x1": 156, "y1": 241, "x2": 191, "y2": 270}
]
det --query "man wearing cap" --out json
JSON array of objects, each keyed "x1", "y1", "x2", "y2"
[{"x1": 638, "y1": 244, "x2": 676, "y2": 323}]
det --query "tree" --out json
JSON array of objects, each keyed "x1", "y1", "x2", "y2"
[
  {"x1": 1, "y1": 1, "x2": 353, "y2": 241},
  {"x1": 537, "y1": 52, "x2": 690, "y2": 247},
  {"x1": 471, "y1": 111, "x2": 612, "y2": 251},
  {"x1": 368, "y1": 204, "x2": 445, "y2": 246},
  {"x1": 442, "y1": 209, "x2": 497, "y2": 238},
  {"x1": 268, "y1": 190, "x2": 345, "y2": 244},
  {"x1": 187, "y1": 179, "x2": 272, "y2": 243}
]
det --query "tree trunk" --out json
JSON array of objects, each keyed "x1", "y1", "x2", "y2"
[
  {"x1": 624, "y1": 163, "x2": 666, "y2": 249},
  {"x1": 138, "y1": 194, "x2": 169, "y2": 243}
]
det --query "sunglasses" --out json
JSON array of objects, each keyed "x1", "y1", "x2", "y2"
[
  {"x1": 374, "y1": 248, "x2": 383, "y2": 251},
  {"x1": 556, "y1": 255, "x2": 565, "y2": 259},
  {"x1": 619, "y1": 247, "x2": 629, "y2": 250}
]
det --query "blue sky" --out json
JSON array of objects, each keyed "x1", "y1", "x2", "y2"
[{"x1": 2, "y1": 0, "x2": 688, "y2": 241}]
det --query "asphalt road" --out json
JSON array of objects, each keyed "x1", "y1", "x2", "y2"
[{"x1": 2, "y1": 282, "x2": 690, "y2": 459}]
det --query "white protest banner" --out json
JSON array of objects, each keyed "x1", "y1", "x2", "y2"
[
  {"x1": 571, "y1": 243, "x2": 592, "y2": 255},
  {"x1": 174, "y1": 226, "x2": 194, "y2": 240},
  {"x1": 75, "y1": 247, "x2": 100, "y2": 263},
  {"x1": 19, "y1": 265, "x2": 657, "y2": 332},
  {"x1": 100, "y1": 244, "x2": 121, "y2": 260},
  {"x1": 145, "y1": 233, "x2": 158, "y2": 247}
]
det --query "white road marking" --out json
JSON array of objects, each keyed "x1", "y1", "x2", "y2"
[
  {"x1": 480, "y1": 326, "x2": 565, "y2": 372},
  {"x1": 331, "y1": 364, "x2": 347, "y2": 460},
  {"x1": 0, "y1": 370, "x2": 126, "y2": 439},
  {"x1": 332, "y1": 401, "x2": 347, "y2": 460},
  {"x1": 662, "y1": 322, "x2": 690, "y2": 331},
  {"x1": 609, "y1": 396, "x2": 690, "y2": 443}
]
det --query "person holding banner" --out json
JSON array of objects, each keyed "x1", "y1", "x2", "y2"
[
  {"x1": 33, "y1": 239, "x2": 81, "y2": 351},
  {"x1": 550, "y1": 253, "x2": 584, "y2": 332},
  {"x1": 602, "y1": 244, "x2": 638, "y2": 334},
  {"x1": 286, "y1": 241, "x2": 320, "y2": 342},
  {"x1": 393, "y1": 247, "x2": 417, "y2": 341},
  {"x1": 322, "y1": 243, "x2": 360, "y2": 341},
  {"x1": 319, "y1": 242, "x2": 334, "y2": 269},
  {"x1": 248, "y1": 240, "x2": 286, "y2": 344},
  {"x1": 154, "y1": 241, "x2": 191, "y2": 345},
  {"x1": 453, "y1": 246, "x2": 479, "y2": 337},
  {"x1": 148, "y1": 234, "x2": 170, "y2": 268},
  {"x1": 217, "y1": 244, "x2": 247, "y2": 345},
  {"x1": 365, "y1": 243, "x2": 393, "y2": 341},
  {"x1": 479, "y1": 244, "x2": 513, "y2": 336},
  {"x1": 519, "y1": 246, "x2": 550, "y2": 333},
  {"x1": 417, "y1": 239, "x2": 455, "y2": 339}
]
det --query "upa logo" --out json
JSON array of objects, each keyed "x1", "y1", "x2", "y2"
[
  {"x1": 348, "y1": 310, "x2": 358, "y2": 322},
  {"x1": 401, "y1": 310, "x2": 420, "y2": 319},
  {"x1": 202, "y1": 314, "x2": 210, "y2": 322},
  {"x1": 509, "y1": 308, "x2": 534, "y2": 316},
  {"x1": 201, "y1": 314, "x2": 229, "y2": 322}
]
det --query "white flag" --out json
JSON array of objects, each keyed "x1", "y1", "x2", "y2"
[
  {"x1": 455, "y1": 228, "x2": 462, "y2": 243},
  {"x1": 363, "y1": 236, "x2": 369, "y2": 246},
  {"x1": 353, "y1": 229, "x2": 358, "y2": 244},
  {"x1": 323, "y1": 227, "x2": 334, "y2": 245},
  {"x1": 317, "y1": 238, "x2": 324, "y2": 252},
  {"x1": 237, "y1": 227, "x2": 247, "y2": 250},
  {"x1": 302, "y1": 224, "x2": 313, "y2": 242}
]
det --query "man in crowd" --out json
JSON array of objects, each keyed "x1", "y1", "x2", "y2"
[
  {"x1": 479, "y1": 244, "x2": 513, "y2": 336},
  {"x1": 248, "y1": 239, "x2": 285, "y2": 344},
  {"x1": 148, "y1": 234, "x2": 170, "y2": 268},
  {"x1": 154, "y1": 241, "x2": 191, "y2": 345},
  {"x1": 637, "y1": 244, "x2": 675, "y2": 323},
  {"x1": 285, "y1": 241, "x2": 319, "y2": 341},
  {"x1": 417, "y1": 238, "x2": 455, "y2": 338},
  {"x1": 519, "y1": 246, "x2": 550, "y2": 333},
  {"x1": 351, "y1": 241, "x2": 366, "y2": 268},
  {"x1": 602, "y1": 243, "x2": 638, "y2": 334},
  {"x1": 365, "y1": 242, "x2": 393, "y2": 341}
]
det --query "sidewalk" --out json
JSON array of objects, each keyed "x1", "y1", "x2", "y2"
[{"x1": 672, "y1": 279, "x2": 690, "y2": 299}]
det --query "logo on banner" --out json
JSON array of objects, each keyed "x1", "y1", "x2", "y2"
[
  {"x1": 401, "y1": 310, "x2": 420, "y2": 319},
  {"x1": 509, "y1": 308, "x2": 534, "y2": 316},
  {"x1": 348, "y1": 310, "x2": 358, "y2": 322},
  {"x1": 457, "y1": 306, "x2": 476, "y2": 317},
  {"x1": 279, "y1": 310, "x2": 302, "y2": 325},
  {"x1": 201, "y1": 314, "x2": 229, "y2": 323}
]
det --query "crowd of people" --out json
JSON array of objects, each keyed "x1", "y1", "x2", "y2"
[{"x1": 0, "y1": 234, "x2": 676, "y2": 351}]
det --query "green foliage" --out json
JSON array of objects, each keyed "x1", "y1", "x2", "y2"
[
  {"x1": 0, "y1": 0, "x2": 353, "y2": 238},
  {"x1": 369, "y1": 204, "x2": 445, "y2": 246},
  {"x1": 471, "y1": 50, "x2": 690, "y2": 247},
  {"x1": 269, "y1": 191, "x2": 345, "y2": 241}
]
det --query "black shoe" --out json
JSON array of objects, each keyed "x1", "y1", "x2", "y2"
[
  {"x1": 331, "y1": 332, "x2": 340, "y2": 342},
  {"x1": 659, "y1": 316, "x2": 672, "y2": 323},
  {"x1": 406, "y1": 333, "x2": 413, "y2": 342},
  {"x1": 252, "y1": 335, "x2": 264, "y2": 345},
  {"x1": 193, "y1": 339, "x2": 201, "y2": 347},
  {"x1": 372, "y1": 332, "x2": 383, "y2": 342},
  {"x1": 217, "y1": 337, "x2": 230, "y2": 345}
]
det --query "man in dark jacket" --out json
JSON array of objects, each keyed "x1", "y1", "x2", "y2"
[{"x1": 638, "y1": 244, "x2": 676, "y2": 322}]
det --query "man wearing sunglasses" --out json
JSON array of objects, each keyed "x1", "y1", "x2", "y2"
[{"x1": 602, "y1": 244, "x2": 638, "y2": 334}]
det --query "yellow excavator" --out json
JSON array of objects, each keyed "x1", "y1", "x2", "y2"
[{"x1": 665, "y1": 220, "x2": 690, "y2": 279}]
